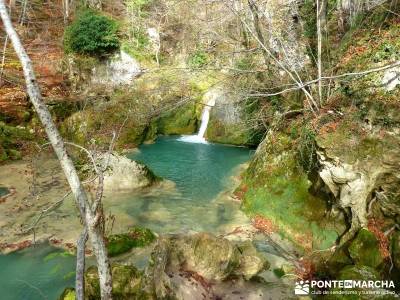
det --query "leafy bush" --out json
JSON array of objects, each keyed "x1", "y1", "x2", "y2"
[
  {"x1": 188, "y1": 50, "x2": 208, "y2": 68},
  {"x1": 64, "y1": 10, "x2": 119, "y2": 56}
]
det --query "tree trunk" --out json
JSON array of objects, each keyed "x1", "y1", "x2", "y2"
[
  {"x1": 247, "y1": 0, "x2": 271, "y2": 65},
  {"x1": 0, "y1": 1, "x2": 113, "y2": 299},
  {"x1": 76, "y1": 228, "x2": 88, "y2": 300},
  {"x1": 316, "y1": 0, "x2": 323, "y2": 104}
]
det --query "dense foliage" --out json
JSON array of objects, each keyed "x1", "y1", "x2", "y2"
[{"x1": 64, "y1": 10, "x2": 119, "y2": 55}]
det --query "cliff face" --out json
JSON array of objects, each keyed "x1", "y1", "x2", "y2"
[{"x1": 241, "y1": 0, "x2": 400, "y2": 282}]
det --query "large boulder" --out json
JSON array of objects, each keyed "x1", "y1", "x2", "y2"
[
  {"x1": 205, "y1": 87, "x2": 258, "y2": 146},
  {"x1": 99, "y1": 153, "x2": 159, "y2": 192},
  {"x1": 85, "y1": 264, "x2": 144, "y2": 300},
  {"x1": 156, "y1": 102, "x2": 199, "y2": 135},
  {"x1": 91, "y1": 50, "x2": 141, "y2": 87},
  {"x1": 145, "y1": 233, "x2": 269, "y2": 299}
]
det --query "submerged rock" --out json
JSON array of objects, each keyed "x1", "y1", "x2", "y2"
[{"x1": 106, "y1": 227, "x2": 157, "y2": 257}]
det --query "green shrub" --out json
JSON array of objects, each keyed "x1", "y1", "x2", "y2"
[
  {"x1": 64, "y1": 10, "x2": 119, "y2": 56},
  {"x1": 188, "y1": 50, "x2": 208, "y2": 68}
]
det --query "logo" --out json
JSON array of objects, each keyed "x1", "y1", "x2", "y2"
[
  {"x1": 294, "y1": 279, "x2": 397, "y2": 296},
  {"x1": 295, "y1": 280, "x2": 310, "y2": 295}
]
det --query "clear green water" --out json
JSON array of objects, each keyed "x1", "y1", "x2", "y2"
[
  {"x1": 0, "y1": 244, "x2": 76, "y2": 300},
  {"x1": 0, "y1": 186, "x2": 9, "y2": 197},
  {"x1": 0, "y1": 136, "x2": 252, "y2": 299},
  {"x1": 120, "y1": 136, "x2": 252, "y2": 233}
]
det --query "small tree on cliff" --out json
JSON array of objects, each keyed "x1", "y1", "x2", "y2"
[{"x1": 0, "y1": 1, "x2": 113, "y2": 299}]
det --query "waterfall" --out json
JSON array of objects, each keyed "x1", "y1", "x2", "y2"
[
  {"x1": 197, "y1": 104, "x2": 211, "y2": 139},
  {"x1": 178, "y1": 97, "x2": 215, "y2": 143}
]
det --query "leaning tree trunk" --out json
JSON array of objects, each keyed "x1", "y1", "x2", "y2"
[{"x1": 0, "y1": 1, "x2": 113, "y2": 299}]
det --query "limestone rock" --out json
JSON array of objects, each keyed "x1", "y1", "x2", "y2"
[
  {"x1": 381, "y1": 65, "x2": 400, "y2": 91},
  {"x1": 85, "y1": 264, "x2": 143, "y2": 299},
  {"x1": 99, "y1": 152, "x2": 159, "y2": 192},
  {"x1": 146, "y1": 233, "x2": 269, "y2": 299},
  {"x1": 91, "y1": 50, "x2": 141, "y2": 86}
]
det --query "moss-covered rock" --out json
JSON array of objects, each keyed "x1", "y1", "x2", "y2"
[
  {"x1": 60, "y1": 98, "x2": 155, "y2": 150},
  {"x1": 205, "y1": 90, "x2": 263, "y2": 146},
  {"x1": 206, "y1": 118, "x2": 253, "y2": 146},
  {"x1": 324, "y1": 266, "x2": 384, "y2": 300},
  {"x1": 327, "y1": 245, "x2": 353, "y2": 276},
  {"x1": 156, "y1": 102, "x2": 198, "y2": 135},
  {"x1": 391, "y1": 231, "x2": 400, "y2": 270},
  {"x1": 234, "y1": 240, "x2": 270, "y2": 280},
  {"x1": 0, "y1": 122, "x2": 33, "y2": 162},
  {"x1": 85, "y1": 264, "x2": 143, "y2": 299},
  {"x1": 147, "y1": 233, "x2": 268, "y2": 282},
  {"x1": 106, "y1": 227, "x2": 156, "y2": 257},
  {"x1": 348, "y1": 229, "x2": 384, "y2": 269},
  {"x1": 338, "y1": 265, "x2": 380, "y2": 281},
  {"x1": 58, "y1": 288, "x2": 76, "y2": 300},
  {"x1": 240, "y1": 130, "x2": 340, "y2": 251}
]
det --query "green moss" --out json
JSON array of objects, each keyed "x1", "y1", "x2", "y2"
[
  {"x1": 391, "y1": 232, "x2": 400, "y2": 270},
  {"x1": 188, "y1": 50, "x2": 209, "y2": 68},
  {"x1": 348, "y1": 229, "x2": 384, "y2": 269},
  {"x1": 0, "y1": 122, "x2": 33, "y2": 162},
  {"x1": 121, "y1": 30, "x2": 154, "y2": 64},
  {"x1": 85, "y1": 264, "x2": 144, "y2": 299},
  {"x1": 338, "y1": 266, "x2": 380, "y2": 288},
  {"x1": 206, "y1": 118, "x2": 253, "y2": 146},
  {"x1": 316, "y1": 117, "x2": 398, "y2": 165},
  {"x1": 273, "y1": 268, "x2": 285, "y2": 278},
  {"x1": 327, "y1": 245, "x2": 353, "y2": 276},
  {"x1": 324, "y1": 265, "x2": 381, "y2": 300},
  {"x1": 58, "y1": 288, "x2": 76, "y2": 300},
  {"x1": 241, "y1": 132, "x2": 340, "y2": 250},
  {"x1": 48, "y1": 100, "x2": 81, "y2": 121},
  {"x1": 157, "y1": 102, "x2": 198, "y2": 135},
  {"x1": 107, "y1": 227, "x2": 156, "y2": 257}
]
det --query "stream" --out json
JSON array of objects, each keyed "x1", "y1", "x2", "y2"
[{"x1": 0, "y1": 136, "x2": 252, "y2": 300}]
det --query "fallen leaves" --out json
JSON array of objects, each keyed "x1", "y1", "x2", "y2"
[
  {"x1": 252, "y1": 215, "x2": 278, "y2": 234},
  {"x1": 367, "y1": 218, "x2": 390, "y2": 259}
]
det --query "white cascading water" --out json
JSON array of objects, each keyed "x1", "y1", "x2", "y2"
[
  {"x1": 197, "y1": 104, "x2": 211, "y2": 139},
  {"x1": 178, "y1": 97, "x2": 215, "y2": 143}
]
